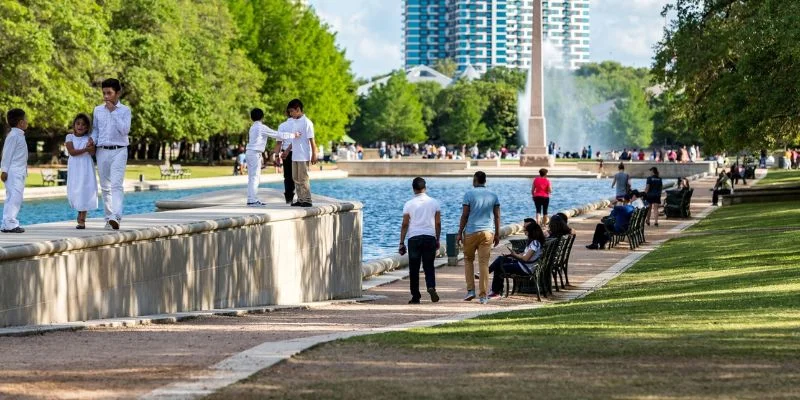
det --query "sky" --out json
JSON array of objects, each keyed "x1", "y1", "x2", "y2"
[{"x1": 307, "y1": 0, "x2": 669, "y2": 79}]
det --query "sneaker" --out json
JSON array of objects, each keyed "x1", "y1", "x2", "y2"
[
  {"x1": 108, "y1": 219, "x2": 120, "y2": 230},
  {"x1": 479, "y1": 297, "x2": 489, "y2": 305},
  {"x1": 427, "y1": 288, "x2": 440, "y2": 303},
  {"x1": 1, "y1": 226, "x2": 24, "y2": 233},
  {"x1": 408, "y1": 298, "x2": 420, "y2": 304},
  {"x1": 488, "y1": 291, "x2": 501, "y2": 299},
  {"x1": 247, "y1": 201, "x2": 267, "y2": 207},
  {"x1": 463, "y1": 290, "x2": 476, "y2": 301}
]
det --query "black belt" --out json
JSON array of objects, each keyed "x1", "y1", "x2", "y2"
[{"x1": 98, "y1": 145, "x2": 127, "y2": 150}]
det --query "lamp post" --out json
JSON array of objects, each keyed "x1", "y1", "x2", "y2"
[{"x1": 520, "y1": 0, "x2": 554, "y2": 167}]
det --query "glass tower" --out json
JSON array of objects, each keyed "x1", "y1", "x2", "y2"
[{"x1": 403, "y1": 0, "x2": 590, "y2": 72}]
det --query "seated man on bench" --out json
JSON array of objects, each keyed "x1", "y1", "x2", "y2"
[{"x1": 586, "y1": 195, "x2": 636, "y2": 250}]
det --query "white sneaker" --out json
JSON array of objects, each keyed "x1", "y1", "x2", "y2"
[
  {"x1": 479, "y1": 297, "x2": 489, "y2": 305},
  {"x1": 247, "y1": 200, "x2": 267, "y2": 207}
]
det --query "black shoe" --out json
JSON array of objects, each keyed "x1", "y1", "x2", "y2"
[
  {"x1": 1, "y1": 226, "x2": 24, "y2": 233},
  {"x1": 108, "y1": 220, "x2": 120, "y2": 230},
  {"x1": 427, "y1": 288, "x2": 440, "y2": 303},
  {"x1": 585, "y1": 244, "x2": 599, "y2": 250},
  {"x1": 300, "y1": 202, "x2": 313, "y2": 208},
  {"x1": 291, "y1": 202, "x2": 302, "y2": 207},
  {"x1": 76, "y1": 225, "x2": 85, "y2": 230},
  {"x1": 408, "y1": 298, "x2": 420, "y2": 304}
]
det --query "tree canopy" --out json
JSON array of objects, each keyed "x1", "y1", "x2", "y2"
[
  {"x1": 351, "y1": 72, "x2": 426, "y2": 144},
  {"x1": 653, "y1": 0, "x2": 800, "y2": 151}
]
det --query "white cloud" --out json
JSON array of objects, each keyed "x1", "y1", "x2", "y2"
[
  {"x1": 590, "y1": 0, "x2": 668, "y2": 67},
  {"x1": 309, "y1": 0, "x2": 403, "y2": 78}
]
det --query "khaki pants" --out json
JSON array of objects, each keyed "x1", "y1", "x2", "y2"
[
  {"x1": 463, "y1": 231, "x2": 494, "y2": 298},
  {"x1": 292, "y1": 161, "x2": 311, "y2": 203}
]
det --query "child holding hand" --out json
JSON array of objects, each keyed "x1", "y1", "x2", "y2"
[{"x1": 65, "y1": 114, "x2": 98, "y2": 229}]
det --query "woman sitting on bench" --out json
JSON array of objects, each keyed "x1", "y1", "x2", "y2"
[{"x1": 487, "y1": 221, "x2": 546, "y2": 298}]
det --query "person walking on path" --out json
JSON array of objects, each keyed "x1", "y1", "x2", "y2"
[
  {"x1": 1, "y1": 109, "x2": 29, "y2": 233},
  {"x1": 287, "y1": 99, "x2": 317, "y2": 208},
  {"x1": 611, "y1": 162, "x2": 630, "y2": 203},
  {"x1": 645, "y1": 167, "x2": 663, "y2": 227},
  {"x1": 91, "y1": 78, "x2": 131, "y2": 230},
  {"x1": 457, "y1": 171, "x2": 501, "y2": 305},
  {"x1": 273, "y1": 110, "x2": 295, "y2": 204},
  {"x1": 65, "y1": 114, "x2": 98, "y2": 229},
  {"x1": 398, "y1": 177, "x2": 441, "y2": 304},
  {"x1": 532, "y1": 168, "x2": 552, "y2": 225}
]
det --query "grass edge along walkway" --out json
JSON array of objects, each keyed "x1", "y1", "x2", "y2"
[{"x1": 210, "y1": 200, "x2": 800, "y2": 400}]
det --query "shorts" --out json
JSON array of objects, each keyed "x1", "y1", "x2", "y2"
[
  {"x1": 533, "y1": 196, "x2": 550, "y2": 215},
  {"x1": 646, "y1": 194, "x2": 661, "y2": 204}
]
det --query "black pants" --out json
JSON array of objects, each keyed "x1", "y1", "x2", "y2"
[
  {"x1": 591, "y1": 223, "x2": 610, "y2": 248},
  {"x1": 712, "y1": 188, "x2": 731, "y2": 205},
  {"x1": 533, "y1": 196, "x2": 549, "y2": 215},
  {"x1": 408, "y1": 235, "x2": 437, "y2": 300},
  {"x1": 489, "y1": 256, "x2": 527, "y2": 294},
  {"x1": 283, "y1": 151, "x2": 295, "y2": 203}
]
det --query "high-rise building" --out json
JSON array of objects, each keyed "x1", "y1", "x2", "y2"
[{"x1": 402, "y1": 0, "x2": 590, "y2": 72}]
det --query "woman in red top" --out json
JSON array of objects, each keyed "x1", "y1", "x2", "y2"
[{"x1": 532, "y1": 168, "x2": 552, "y2": 225}]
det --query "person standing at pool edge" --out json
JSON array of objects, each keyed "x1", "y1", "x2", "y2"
[
  {"x1": 91, "y1": 78, "x2": 131, "y2": 230},
  {"x1": 398, "y1": 177, "x2": 441, "y2": 304},
  {"x1": 1, "y1": 109, "x2": 29, "y2": 233},
  {"x1": 274, "y1": 108, "x2": 295, "y2": 204},
  {"x1": 288, "y1": 99, "x2": 317, "y2": 208},
  {"x1": 458, "y1": 171, "x2": 501, "y2": 305},
  {"x1": 245, "y1": 108, "x2": 300, "y2": 207},
  {"x1": 532, "y1": 168, "x2": 552, "y2": 225},
  {"x1": 645, "y1": 167, "x2": 664, "y2": 227}
]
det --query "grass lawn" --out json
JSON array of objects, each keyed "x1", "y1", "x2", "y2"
[
  {"x1": 757, "y1": 168, "x2": 800, "y2": 186},
  {"x1": 211, "y1": 201, "x2": 800, "y2": 399}
]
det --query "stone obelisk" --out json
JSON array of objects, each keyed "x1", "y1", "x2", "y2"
[{"x1": 520, "y1": 0, "x2": 554, "y2": 167}]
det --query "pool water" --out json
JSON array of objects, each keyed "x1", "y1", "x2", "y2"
[{"x1": 10, "y1": 177, "x2": 649, "y2": 260}]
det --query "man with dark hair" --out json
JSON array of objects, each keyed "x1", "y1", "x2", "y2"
[
  {"x1": 399, "y1": 177, "x2": 441, "y2": 304},
  {"x1": 92, "y1": 78, "x2": 131, "y2": 230},
  {"x1": 287, "y1": 99, "x2": 317, "y2": 207},
  {"x1": 457, "y1": 171, "x2": 501, "y2": 304},
  {"x1": 1, "y1": 109, "x2": 29, "y2": 233}
]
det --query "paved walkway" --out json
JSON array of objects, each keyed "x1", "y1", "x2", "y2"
[{"x1": 0, "y1": 176, "x2": 723, "y2": 399}]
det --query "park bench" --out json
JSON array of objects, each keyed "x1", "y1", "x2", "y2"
[
  {"x1": 160, "y1": 165, "x2": 177, "y2": 179},
  {"x1": 500, "y1": 237, "x2": 564, "y2": 301},
  {"x1": 552, "y1": 233, "x2": 576, "y2": 289},
  {"x1": 606, "y1": 207, "x2": 647, "y2": 250},
  {"x1": 40, "y1": 169, "x2": 65, "y2": 186},
  {"x1": 664, "y1": 188, "x2": 693, "y2": 218},
  {"x1": 172, "y1": 164, "x2": 191, "y2": 178}
]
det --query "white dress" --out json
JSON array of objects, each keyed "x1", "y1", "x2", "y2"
[{"x1": 66, "y1": 134, "x2": 99, "y2": 211}]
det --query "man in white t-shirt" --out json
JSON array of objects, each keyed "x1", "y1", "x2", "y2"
[{"x1": 399, "y1": 177, "x2": 441, "y2": 304}]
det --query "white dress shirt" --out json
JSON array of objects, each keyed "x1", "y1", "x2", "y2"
[
  {"x1": 290, "y1": 115, "x2": 315, "y2": 162},
  {"x1": 1, "y1": 128, "x2": 28, "y2": 176},
  {"x1": 246, "y1": 121, "x2": 296, "y2": 152},
  {"x1": 91, "y1": 101, "x2": 132, "y2": 147},
  {"x1": 278, "y1": 119, "x2": 293, "y2": 150}
]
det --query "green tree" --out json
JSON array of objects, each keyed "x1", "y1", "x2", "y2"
[
  {"x1": 229, "y1": 0, "x2": 357, "y2": 145},
  {"x1": 478, "y1": 81, "x2": 518, "y2": 147},
  {"x1": 413, "y1": 81, "x2": 442, "y2": 140},
  {"x1": 353, "y1": 72, "x2": 425, "y2": 144},
  {"x1": 481, "y1": 67, "x2": 527, "y2": 91},
  {"x1": 606, "y1": 83, "x2": 654, "y2": 148},
  {"x1": 650, "y1": 89, "x2": 697, "y2": 147},
  {"x1": 653, "y1": 0, "x2": 800, "y2": 151},
  {"x1": 431, "y1": 58, "x2": 457, "y2": 78},
  {"x1": 435, "y1": 82, "x2": 489, "y2": 145}
]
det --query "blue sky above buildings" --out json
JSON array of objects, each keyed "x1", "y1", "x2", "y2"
[{"x1": 308, "y1": 0, "x2": 667, "y2": 78}]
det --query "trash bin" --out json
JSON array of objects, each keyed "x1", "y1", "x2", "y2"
[
  {"x1": 778, "y1": 156, "x2": 786, "y2": 169},
  {"x1": 446, "y1": 233, "x2": 458, "y2": 266}
]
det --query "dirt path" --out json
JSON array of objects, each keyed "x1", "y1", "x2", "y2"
[{"x1": 0, "y1": 177, "x2": 720, "y2": 399}]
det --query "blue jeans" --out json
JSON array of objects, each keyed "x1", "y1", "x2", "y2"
[{"x1": 408, "y1": 235, "x2": 437, "y2": 299}]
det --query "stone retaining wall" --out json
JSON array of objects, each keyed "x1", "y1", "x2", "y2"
[
  {"x1": 337, "y1": 160, "x2": 470, "y2": 176},
  {"x1": 577, "y1": 161, "x2": 716, "y2": 178},
  {"x1": 0, "y1": 203, "x2": 362, "y2": 327}
]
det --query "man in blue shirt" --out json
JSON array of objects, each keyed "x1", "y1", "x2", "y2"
[
  {"x1": 457, "y1": 171, "x2": 501, "y2": 304},
  {"x1": 586, "y1": 199, "x2": 635, "y2": 250}
]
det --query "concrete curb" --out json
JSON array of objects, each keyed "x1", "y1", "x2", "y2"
[{"x1": 0, "y1": 296, "x2": 385, "y2": 338}]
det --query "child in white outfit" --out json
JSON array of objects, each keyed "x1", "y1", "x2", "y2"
[
  {"x1": 1, "y1": 109, "x2": 29, "y2": 233},
  {"x1": 246, "y1": 108, "x2": 299, "y2": 206},
  {"x1": 65, "y1": 114, "x2": 98, "y2": 229}
]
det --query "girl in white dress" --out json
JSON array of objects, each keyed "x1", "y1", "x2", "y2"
[{"x1": 65, "y1": 114, "x2": 98, "y2": 229}]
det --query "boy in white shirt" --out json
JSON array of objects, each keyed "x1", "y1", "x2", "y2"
[
  {"x1": 246, "y1": 108, "x2": 299, "y2": 206},
  {"x1": 287, "y1": 99, "x2": 317, "y2": 208},
  {"x1": 399, "y1": 177, "x2": 442, "y2": 304},
  {"x1": 1, "y1": 109, "x2": 29, "y2": 233}
]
